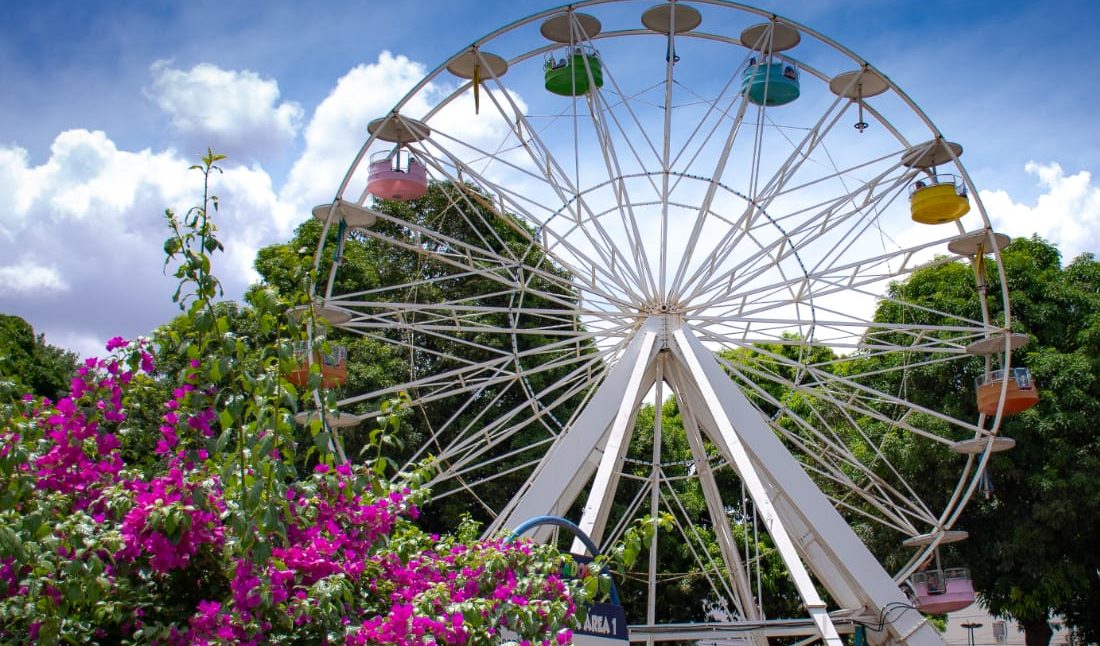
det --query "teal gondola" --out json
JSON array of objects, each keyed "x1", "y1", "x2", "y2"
[{"x1": 742, "y1": 61, "x2": 800, "y2": 106}]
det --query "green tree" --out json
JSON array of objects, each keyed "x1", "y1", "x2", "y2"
[
  {"x1": 0, "y1": 315, "x2": 77, "y2": 401},
  {"x1": 253, "y1": 182, "x2": 593, "y2": 531},
  {"x1": 866, "y1": 236, "x2": 1100, "y2": 644},
  {"x1": 615, "y1": 396, "x2": 802, "y2": 627}
]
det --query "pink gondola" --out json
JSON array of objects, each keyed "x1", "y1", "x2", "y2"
[
  {"x1": 908, "y1": 568, "x2": 975, "y2": 614},
  {"x1": 367, "y1": 149, "x2": 428, "y2": 201}
]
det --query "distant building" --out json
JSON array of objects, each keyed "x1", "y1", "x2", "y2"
[{"x1": 943, "y1": 603, "x2": 1076, "y2": 646}]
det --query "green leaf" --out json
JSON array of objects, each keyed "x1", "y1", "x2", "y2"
[
  {"x1": 247, "y1": 480, "x2": 264, "y2": 509},
  {"x1": 0, "y1": 525, "x2": 25, "y2": 560},
  {"x1": 216, "y1": 425, "x2": 234, "y2": 453}
]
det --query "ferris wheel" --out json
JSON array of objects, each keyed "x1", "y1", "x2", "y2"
[{"x1": 307, "y1": 1, "x2": 1032, "y2": 643}]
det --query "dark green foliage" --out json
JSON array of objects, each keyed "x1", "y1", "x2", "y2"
[
  {"x1": 613, "y1": 397, "x2": 802, "y2": 625},
  {"x1": 869, "y1": 236, "x2": 1100, "y2": 639},
  {"x1": 956, "y1": 241, "x2": 1100, "y2": 637},
  {"x1": 0, "y1": 314, "x2": 78, "y2": 401}
]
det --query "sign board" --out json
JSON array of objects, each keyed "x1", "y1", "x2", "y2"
[
  {"x1": 574, "y1": 602, "x2": 629, "y2": 644},
  {"x1": 504, "y1": 518, "x2": 631, "y2": 645}
]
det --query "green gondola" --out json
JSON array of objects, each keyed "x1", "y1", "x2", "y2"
[{"x1": 545, "y1": 51, "x2": 604, "y2": 96}]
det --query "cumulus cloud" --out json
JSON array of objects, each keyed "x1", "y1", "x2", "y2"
[
  {"x1": 148, "y1": 61, "x2": 303, "y2": 160},
  {"x1": 980, "y1": 162, "x2": 1100, "y2": 262},
  {"x1": 0, "y1": 129, "x2": 293, "y2": 357},
  {"x1": 280, "y1": 51, "x2": 428, "y2": 210},
  {"x1": 0, "y1": 262, "x2": 68, "y2": 296},
  {"x1": 0, "y1": 51, "x2": 531, "y2": 357}
]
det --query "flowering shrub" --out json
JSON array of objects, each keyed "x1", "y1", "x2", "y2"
[
  {"x1": 0, "y1": 339, "x2": 585, "y2": 644},
  {"x1": 0, "y1": 153, "x2": 590, "y2": 644}
]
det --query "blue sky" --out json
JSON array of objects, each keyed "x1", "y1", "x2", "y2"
[{"x1": 2, "y1": 0, "x2": 1099, "y2": 356}]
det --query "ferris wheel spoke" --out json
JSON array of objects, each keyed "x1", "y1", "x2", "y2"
[
  {"x1": 724, "y1": 275, "x2": 988, "y2": 340},
  {"x1": 710, "y1": 376, "x2": 946, "y2": 541},
  {"x1": 689, "y1": 194, "x2": 902, "y2": 312},
  {"x1": 688, "y1": 229, "x2": 975, "y2": 321},
  {"x1": 747, "y1": 96, "x2": 851, "y2": 211},
  {"x1": 811, "y1": 373, "x2": 984, "y2": 439},
  {"x1": 359, "y1": 347, "x2": 616, "y2": 489},
  {"x1": 692, "y1": 313, "x2": 988, "y2": 352},
  {"x1": 352, "y1": 308, "x2": 577, "y2": 357},
  {"x1": 567, "y1": 72, "x2": 687, "y2": 300},
  {"x1": 666, "y1": 49, "x2": 753, "y2": 175},
  {"x1": 482, "y1": 84, "x2": 657, "y2": 296},
  {"x1": 585, "y1": 89, "x2": 662, "y2": 300},
  {"x1": 579, "y1": 37, "x2": 742, "y2": 300},
  {"x1": 429, "y1": 453, "x2": 548, "y2": 504},
  {"x1": 667, "y1": 93, "x2": 757, "y2": 300},
  {"x1": 434, "y1": 180, "x2": 529, "y2": 261},
  {"x1": 422, "y1": 345, "x2": 618, "y2": 475},
  {"x1": 656, "y1": 482, "x2": 747, "y2": 612},
  {"x1": 694, "y1": 324, "x2": 985, "y2": 440},
  {"x1": 355, "y1": 208, "x2": 634, "y2": 312},
  {"x1": 586, "y1": 45, "x2": 664, "y2": 172},
  {"x1": 774, "y1": 416, "x2": 937, "y2": 529},
  {"x1": 336, "y1": 301, "x2": 613, "y2": 335},
  {"x1": 788, "y1": 445, "x2": 929, "y2": 534},
  {"x1": 422, "y1": 140, "x2": 646, "y2": 304},
  {"x1": 675, "y1": 144, "x2": 914, "y2": 306},
  {"x1": 337, "y1": 324, "x2": 616, "y2": 412},
  {"x1": 425, "y1": 98, "x2": 649, "y2": 302},
  {"x1": 717, "y1": 353, "x2": 941, "y2": 522},
  {"x1": 336, "y1": 273, "x2": 581, "y2": 318}
]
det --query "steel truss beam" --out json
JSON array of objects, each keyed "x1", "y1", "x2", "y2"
[{"x1": 494, "y1": 317, "x2": 944, "y2": 646}]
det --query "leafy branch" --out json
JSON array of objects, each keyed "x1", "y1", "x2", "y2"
[{"x1": 163, "y1": 149, "x2": 226, "y2": 326}]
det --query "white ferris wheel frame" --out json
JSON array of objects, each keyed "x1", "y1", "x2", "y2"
[{"x1": 310, "y1": 2, "x2": 1021, "y2": 644}]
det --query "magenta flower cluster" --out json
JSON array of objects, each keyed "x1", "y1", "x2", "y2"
[
  {"x1": 0, "y1": 337, "x2": 584, "y2": 645},
  {"x1": 346, "y1": 538, "x2": 577, "y2": 645},
  {"x1": 118, "y1": 465, "x2": 226, "y2": 572},
  {"x1": 30, "y1": 343, "x2": 144, "y2": 504}
]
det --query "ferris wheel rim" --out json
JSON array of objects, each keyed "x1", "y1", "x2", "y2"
[{"x1": 309, "y1": 0, "x2": 1018, "y2": 630}]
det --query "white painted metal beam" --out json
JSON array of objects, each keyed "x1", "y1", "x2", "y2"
[
  {"x1": 489, "y1": 320, "x2": 662, "y2": 538},
  {"x1": 670, "y1": 326, "x2": 944, "y2": 646},
  {"x1": 669, "y1": 328, "x2": 842, "y2": 646},
  {"x1": 665, "y1": 361, "x2": 758, "y2": 622},
  {"x1": 570, "y1": 344, "x2": 654, "y2": 552},
  {"x1": 491, "y1": 317, "x2": 944, "y2": 646}
]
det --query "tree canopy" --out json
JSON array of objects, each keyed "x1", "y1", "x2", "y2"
[
  {"x1": 0, "y1": 315, "x2": 77, "y2": 401},
  {"x1": 0, "y1": 157, "x2": 590, "y2": 645},
  {"x1": 868, "y1": 236, "x2": 1100, "y2": 644}
]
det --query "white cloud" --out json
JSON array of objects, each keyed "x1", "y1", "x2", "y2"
[
  {"x1": 281, "y1": 51, "x2": 428, "y2": 209},
  {"x1": 0, "y1": 51, "x2": 534, "y2": 357},
  {"x1": 148, "y1": 61, "x2": 303, "y2": 160},
  {"x1": 0, "y1": 262, "x2": 68, "y2": 295},
  {"x1": 980, "y1": 162, "x2": 1100, "y2": 261},
  {"x1": 0, "y1": 147, "x2": 39, "y2": 228},
  {"x1": 0, "y1": 129, "x2": 292, "y2": 356}
]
